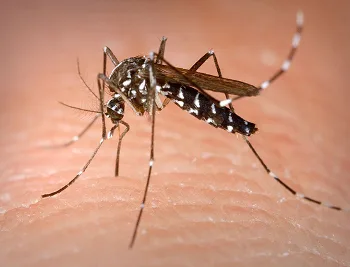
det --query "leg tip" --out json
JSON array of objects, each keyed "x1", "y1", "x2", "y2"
[{"x1": 296, "y1": 10, "x2": 304, "y2": 26}]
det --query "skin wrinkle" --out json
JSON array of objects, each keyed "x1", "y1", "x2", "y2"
[{"x1": 1, "y1": 1, "x2": 350, "y2": 267}]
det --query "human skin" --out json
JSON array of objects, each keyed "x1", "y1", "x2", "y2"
[{"x1": 0, "y1": 1, "x2": 349, "y2": 267}]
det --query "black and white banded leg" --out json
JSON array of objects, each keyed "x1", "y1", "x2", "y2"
[
  {"x1": 42, "y1": 75, "x2": 113, "y2": 198},
  {"x1": 46, "y1": 107, "x2": 100, "y2": 148},
  {"x1": 242, "y1": 136, "x2": 346, "y2": 211},
  {"x1": 41, "y1": 126, "x2": 116, "y2": 198},
  {"x1": 129, "y1": 52, "x2": 158, "y2": 249},
  {"x1": 224, "y1": 12, "x2": 345, "y2": 211},
  {"x1": 220, "y1": 11, "x2": 304, "y2": 106}
]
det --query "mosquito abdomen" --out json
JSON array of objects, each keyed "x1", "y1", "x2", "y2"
[{"x1": 160, "y1": 83, "x2": 257, "y2": 136}]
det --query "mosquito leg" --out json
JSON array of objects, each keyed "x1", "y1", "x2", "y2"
[
  {"x1": 48, "y1": 113, "x2": 101, "y2": 148},
  {"x1": 189, "y1": 50, "x2": 235, "y2": 111},
  {"x1": 114, "y1": 120, "x2": 130, "y2": 177},
  {"x1": 129, "y1": 52, "x2": 157, "y2": 249},
  {"x1": 153, "y1": 37, "x2": 168, "y2": 111},
  {"x1": 238, "y1": 12, "x2": 344, "y2": 211},
  {"x1": 241, "y1": 135, "x2": 345, "y2": 211},
  {"x1": 232, "y1": 11, "x2": 304, "y2": 102},
  {"x1": 104, "y1": 46, "x2": 120, "y2": 67},
  {"x1": 42, "y1": 71, "x2": 109, "y2": 198},
  {"x1": 156, "y1": 36, "x2": 167, "y2": 64},
  {"x1": 224, "y1": 12, "x2": 331, "y2": 211},
  {"x1": 258, "y1": 11, "x2": 303, "y2": 92},
  {"x1": 97, "y1": 71, "x2": 107, "y2": 140},
  {"x1": 173, "y1": 12, "x2": 303, "y2": 108},
  {"x1": 41, "y1": 124, "x2": 117, "y2": 198}
]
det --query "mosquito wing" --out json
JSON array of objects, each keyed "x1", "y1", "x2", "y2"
[{"x1": 149, "y1": 64, "x2": 260, "y2": 97}]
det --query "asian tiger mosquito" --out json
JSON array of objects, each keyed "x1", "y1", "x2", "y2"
[{"x1": 42, "y1": 11, "x2": 347, "y2": 248}]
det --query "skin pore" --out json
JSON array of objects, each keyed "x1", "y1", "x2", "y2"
[{"x1": 1, "y1": 1, "x2": 349, "y2": 266}]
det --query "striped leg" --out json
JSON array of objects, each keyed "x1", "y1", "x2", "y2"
[
  {"x1": 129, "y1": 52, "x2": 157, "y2": 249},
  {"x1": 41, "y1": 73, "x2": 111, "y2": 198},
  {"x1": 41, "y1": 126, "x2": 116, "y2": 198},
  {"x1": 256, "y1": 11, "x2": 303, "y2": 92},
  {"x1": 187, "y1": 38, "x2": 345, "y2": 211},
  {"x1": 47, "y1": 113, "x2": 101, "y2": 148},
  {"x1": 224, "y1": 12, "x2": 345, "y2": 211},
  {"x1": 242, "y1": 136, "x2": 345, "y2": 211},
  {"x1": 220, "y1": 11, "x2": 304, "y2": 105}
]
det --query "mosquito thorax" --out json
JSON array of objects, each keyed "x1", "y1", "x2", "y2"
[
  {"x1": 108, "y1": 56, "x2": 151, "y2": 115},
  {"x1": 106, "y1": 97, "x2": 125, "y2": 124}
]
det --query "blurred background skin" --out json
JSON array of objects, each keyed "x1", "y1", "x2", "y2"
[{"x1": 0, "y1": 0, "x2": 350, "y2": 266}]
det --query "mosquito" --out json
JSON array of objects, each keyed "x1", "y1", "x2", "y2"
[{"x1": 42, "y1": 11, "x2": 347, "y2": 249}]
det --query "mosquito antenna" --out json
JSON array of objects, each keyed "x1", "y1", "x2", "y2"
[
  {"x1": 77, "y1": 58, "x2": 100, "y2": 100},
  {"x1": 58, "y1": 101, "x2": 102, "y2": 114}
]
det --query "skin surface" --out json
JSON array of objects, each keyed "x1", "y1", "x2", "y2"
[{"x1": 1, "y1": 1, "x2": 350, "y2": 266}]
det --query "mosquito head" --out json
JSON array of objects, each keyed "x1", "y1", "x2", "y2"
[{"x1": 106, "y1": 97, "x2": 125, "y2": 124}]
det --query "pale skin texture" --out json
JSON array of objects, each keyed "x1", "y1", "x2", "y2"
[{"x1": 1, "y1": 1, "x2": 350, "y2": 266}]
